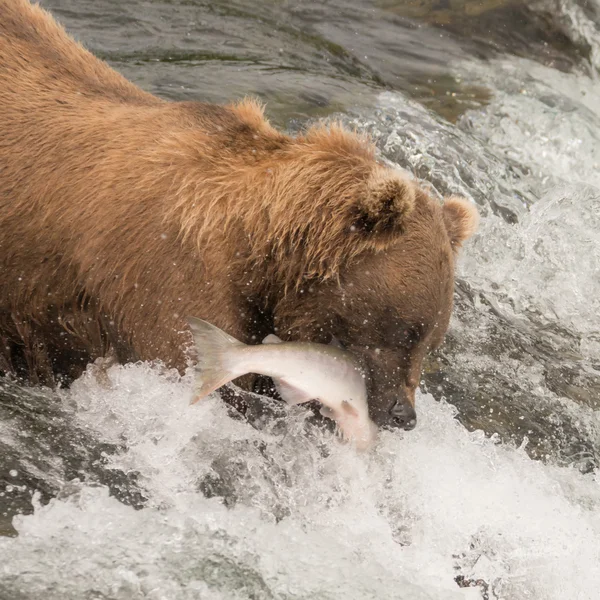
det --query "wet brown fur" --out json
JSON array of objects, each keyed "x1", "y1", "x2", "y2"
[{"x1": 0, "y1": 0, "x2": 477, "y2": 424}]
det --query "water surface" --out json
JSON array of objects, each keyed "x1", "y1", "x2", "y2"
[{"x1": 1, "y1": 1, "x2": 600, "y2": 598}]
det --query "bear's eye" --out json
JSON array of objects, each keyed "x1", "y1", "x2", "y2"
[
  {"x1": 390, "y1": 323, "x2": 422, "y2": 349},
  {"x1": 401, "y1": 328, "x2": 420, "y2": 346}
]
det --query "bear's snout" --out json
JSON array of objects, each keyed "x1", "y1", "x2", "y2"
[{"x1": 389, "y1": 401, "x2": 417, "y2": 431}]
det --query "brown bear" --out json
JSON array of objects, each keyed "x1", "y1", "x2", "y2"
[{"x1": 0, "y1": 0, "x2": 478, "y2": 430}]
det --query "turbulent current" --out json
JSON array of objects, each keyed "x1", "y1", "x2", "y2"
[{"x1": 1, "y1": 1, "x2": 600, "y2": 599}]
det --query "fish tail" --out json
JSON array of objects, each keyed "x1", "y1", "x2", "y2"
[{"x1": 186, "y1": 317, "x2": 245, "y2": 403}]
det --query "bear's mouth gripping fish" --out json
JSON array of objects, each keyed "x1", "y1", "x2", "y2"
[{"x1": 187, "y1": 317, "x2": 378, "y2": 449}]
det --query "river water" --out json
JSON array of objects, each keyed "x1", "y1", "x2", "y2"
[{"x1": 1, "y1": 1, "x2": 599, "y2": 598}]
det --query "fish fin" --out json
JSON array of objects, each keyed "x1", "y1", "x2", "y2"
[
  {"x1": 329, "y1": 335, "x2": 344, "y2": 349},
  {"x1": 263, "y1": 333, "x2": 283, "y2": 345},
  {"x1": 186, "y1": 317, "x2": 244, "y2": 403},
  {"x1": 341, "y1": 399, "x2": 359, "y2": 418},
  {"x1": 273, "y1": 378, "x2": 315, "y2": 405},
  {"x1": 191, "y1": 374, "x2": 237, "y2": 405},
  {"x1": 187, "y1": 317, "x2": 241, "y2": 347},
  {"x1": 320, "y1": 405, "x2": 335, "y2": 419}
]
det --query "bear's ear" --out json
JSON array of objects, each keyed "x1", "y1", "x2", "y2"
[
  {"x1": 351, "y1": 170, "x2": 416, "y2": 240},
  {"x1": 442, "y1": 196, "x2": 479, "y2": 250}
]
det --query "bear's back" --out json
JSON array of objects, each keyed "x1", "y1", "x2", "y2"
[{"x1": 0, "y1": 0, "x2": 157, "y2": 105}]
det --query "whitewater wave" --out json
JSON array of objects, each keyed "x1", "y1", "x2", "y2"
[{"x1": 1, "y1": 362, "x2": 599, "y2": 600}]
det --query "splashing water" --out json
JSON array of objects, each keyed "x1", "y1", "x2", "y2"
[
  {"x1": 2, "y1": 363, "x2": 600, "y2": 600},
  {"x1": 2, "y1": 0, "x2": 600, "y2": 598}
]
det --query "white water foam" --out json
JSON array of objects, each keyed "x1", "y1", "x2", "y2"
[
  {"x1": 454, "y1": 56, "x2": 600, "y2": 357},
  {"x1": 462, "y1": 187, "x2": 600, "y2": 341},
  {"x1": 1, "y1": 362, "x2": 599, "y2": 600},
  {"x1": 459, "y1": 57, "x2": 600, "y2": 191}
]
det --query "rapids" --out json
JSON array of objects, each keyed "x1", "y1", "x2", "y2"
[{"x1": 1, "y1": 1, "x2": 599, "y2": 598}]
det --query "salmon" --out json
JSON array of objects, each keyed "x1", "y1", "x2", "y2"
[{"x1": 187, "y1": 317, "x2": 378, "y2": 449}]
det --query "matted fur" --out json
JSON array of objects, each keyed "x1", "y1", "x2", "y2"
[{"x1": 0, "y1": 0, "x2": 478, "y2": 427}]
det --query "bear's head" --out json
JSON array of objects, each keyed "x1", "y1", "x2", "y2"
[{"x1": 251, "y1": 122, "x2": 479, "y2": 430}]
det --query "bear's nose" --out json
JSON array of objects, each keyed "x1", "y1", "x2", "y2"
[{"x1": 390, "y1": 402, "x2": 417, "y2": 431}]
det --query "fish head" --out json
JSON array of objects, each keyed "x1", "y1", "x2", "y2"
[{"x1": 273, "y1": 191, "x2": 477, "y2": 431}]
